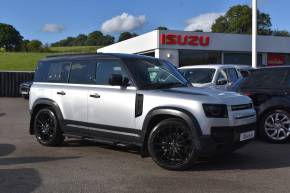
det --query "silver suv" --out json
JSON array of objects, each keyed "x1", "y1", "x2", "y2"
[{"x1": 29, "y1": 53, "x2": 256, "y2": 170}]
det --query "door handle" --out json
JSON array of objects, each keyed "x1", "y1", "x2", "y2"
[
  {"x1": 90, "y1": 93, "x2": 101, "y2": 98},
  {"x1": 57, "y1": 91, "x2": 66, "y2": 95}
]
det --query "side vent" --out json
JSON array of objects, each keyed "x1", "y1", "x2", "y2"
[{"x1": 135, "y1": 94, "x2": 144, "y2": 117}]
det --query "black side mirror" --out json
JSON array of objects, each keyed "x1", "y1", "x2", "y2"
[
  {"x1": 216, "y1": 78, "x2": 228, "y2": 85},
  {"x1": 109, "y1": 74, "x2": 129, "y2": 86}
]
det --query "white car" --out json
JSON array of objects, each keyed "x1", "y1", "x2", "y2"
[{"x1": 179, "y1": 65, "x2": 241, "y2": 90}]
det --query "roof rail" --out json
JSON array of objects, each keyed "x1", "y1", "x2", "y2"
[{"x1": 46, "y1": 52, "x2": 100, "y2": 58}]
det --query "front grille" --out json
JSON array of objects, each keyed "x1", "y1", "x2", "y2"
[{"x1": 231, "y1": 103, "x2": 253, "y2": 111}]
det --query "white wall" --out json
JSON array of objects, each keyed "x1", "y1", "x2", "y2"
[
  {"x1": 155, "y1": 49, "x2": 179, "y2": 66},
  {"x1": 97, "y1": 31, "x2": 158, "y2": 54},
  {"x1": 159, "y1": 30, "x2": 290, "y2": 53}
]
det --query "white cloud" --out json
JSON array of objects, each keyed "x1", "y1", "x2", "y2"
[
  {"x1": 42, "y1": 24, "x2": 64, "y2": 33},
  {"x1": 184, "y1": 12, "x2": 224, "y2": 32},
  {"x1": 101, "y1": 13, "x2": 146, "y2": 33}
]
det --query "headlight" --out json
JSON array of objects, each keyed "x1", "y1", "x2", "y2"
[{"x1": 203, "y1": 104, "x2": 228, "y2": 118}]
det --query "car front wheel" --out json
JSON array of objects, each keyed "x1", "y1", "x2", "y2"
[
  {"x1": 148, "y1": 118, "x2": 197, "y2": 170},
  {"x1": 260, "y1": 109, "x2": 290, "y2": 143}
]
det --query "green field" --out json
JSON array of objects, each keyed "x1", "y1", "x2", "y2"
[
  {"x1": 49, "y1": 46, "x2": 101, "y2": 53},
  {"x1": 0, "y1": 46, "x2": 103, "y2": 71},
  {"x1": 0, "y1": 52, "x2": 50, "y2": 71}
]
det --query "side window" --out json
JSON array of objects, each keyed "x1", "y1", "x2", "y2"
[
  {"x1": 225, "y1": 68, "x2": 239, "y2": 83},
  {"x1": 95, "y1": 60, "x2": 129, "y2": 85},
  {"x1": 69, "y1": 61, "x2": 96, "y2": 84},
  {"x1": 35, "y1": 61, "x2": 70, "y2": 83}
]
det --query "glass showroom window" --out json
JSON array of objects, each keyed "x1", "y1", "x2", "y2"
[{"x1": 179, "y1": 50, "x2": 222, "y2": 67}]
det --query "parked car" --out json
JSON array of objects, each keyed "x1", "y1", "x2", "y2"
[
  {"x1": 235, "y1": 67, "x2": 290, "y2": 143},
  {"x1": 235, "y1": 65, "x2": 253, "y2": 78},
  {"x1": 29, "y1": 53, "x2": 256, "y2": 170},
  {"x1": 19, "y1": 81, "x2": 33, "y2": 99},
  {"x1": 179, "y1": 65, "x2": 240, "y2": 90}
]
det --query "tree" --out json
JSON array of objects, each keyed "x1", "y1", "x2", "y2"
[
  {"x1": 118, "y1": 32, "x2": 138, "y2": 42},
  {"x1": 72, "y1": 34, "x2": 87, "y2": 46},
  {"x1": 272, "y1": 30, "x2": 290, "y2": 37},
  {"x1": 211, "y1": 5, "x2": 272, "y2": 35},
  {"x1": 0, "y1": 23, "x2": 23, "y2": 51},
  {"x1": 156, "y1": 26, "x2": 168, "y2": 30},
  {"x1": 27, "y1": 40, "x2": 42, "y2": 52},
  {"x1": 194, "y1": 29, "x2": 203, "y2": 32}
]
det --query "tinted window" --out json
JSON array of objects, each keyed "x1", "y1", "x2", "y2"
[
  {"x1": 180, "y1": 68, "x2": 215, "y2": 84},
  {"x1": 35, "y1": 61, "x2": 70, "y2": 83},
  {"x1": 95, "y1": 60, "x2": 128, "y2": 85},
  {"x1": 225, "y1": 68, "x2": 239, "y2": 82},
  {"x1": 241, "y1": 68, "x2": 290, "y2": 89},
  {"x1": 69, "y1": 61, "x2": 96, "y2": 84},
  {"x1": 124, "y1": 58, "x2": 188, "y2": 89}
]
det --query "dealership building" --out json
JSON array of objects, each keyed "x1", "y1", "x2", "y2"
[{"x1": 98, "y1": 30, "x2": 290, "y2": 67}]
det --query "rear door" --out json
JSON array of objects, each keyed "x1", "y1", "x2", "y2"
[
  {"x1": 60, "y1": 60, "x2": 96, "y2": 134},
  {"x1": 87, "y1": 59, "x2": 138, "y2": 140}
]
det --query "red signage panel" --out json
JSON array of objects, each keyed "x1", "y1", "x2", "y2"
[
  {"x1": 267, "y1": 53, "x2": 286, "y2": 66},
  {"x1": 160, "y1": 34, "x2": 210, "y2": 46}
]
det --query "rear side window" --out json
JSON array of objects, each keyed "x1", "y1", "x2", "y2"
[
  {"x1": 95, "y1": 60, "x2": 128, "y2": 85},
  {"x1": 241, "y1": 68, "x2": 290, "y2": 89},
  {"x1": 69, "y1": 61, "x2": 96, "y2": 84},
  {"x1": 34, "y1": 61, "x2": 70, "y2": 83}
]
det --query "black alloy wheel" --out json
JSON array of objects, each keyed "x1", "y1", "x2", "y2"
[
  {"x1": 34, "y1": 108, "x2": 64, "y2": 146},
  {"x1": 148, "y1": 118, "x2": 196, "y2": 170}
]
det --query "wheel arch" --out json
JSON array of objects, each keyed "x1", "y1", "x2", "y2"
[
  {"x1": 257, "y1": 97, "x2": 290, "y2": 120},
  {"x1": 30, "y1": 98, "x2": 64, "y2": 134},
  {"x1": 140, "y1": 107, "x2": 202, "y2": 157}
]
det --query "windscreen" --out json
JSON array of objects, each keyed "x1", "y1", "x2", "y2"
[
  {"x1": 180, "y1": 68, "x2": 216, "y2": 84},
  {"x1": 124, "y1": 58, "x2": 189, "y2": 89}
]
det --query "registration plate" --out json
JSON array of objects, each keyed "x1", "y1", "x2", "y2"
[{"x1": 240, "y1": 130, "x2": 255, "y2": 141}]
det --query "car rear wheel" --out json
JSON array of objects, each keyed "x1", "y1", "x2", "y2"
[
  {"x1": 148, "y1": 118, "x2": 197, "y2": 170},
  {"x1": 34, "y1": 108, "x2": 64, "y2": 146},
  {"x1": 260, "y1": 109, "x2": 290, "y2": 143}
]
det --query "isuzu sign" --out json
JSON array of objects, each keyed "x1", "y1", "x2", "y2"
[{"x1": 160, "y1": 34, "x2": 210, "y2": 46}]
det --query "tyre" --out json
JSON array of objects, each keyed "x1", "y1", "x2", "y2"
[
  {"x1": 259, "y1": 109, "x2": 290, "y2": 143},
  {"x1": 147, "y1": 118, "x2": 197, "y2": 170},
  {"x1": 33, "y1": 107, "x2": 64, "y2": 146}
]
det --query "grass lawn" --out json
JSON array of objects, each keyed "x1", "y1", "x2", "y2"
[
  {"x1": 0, "y1": 52, "x2": 50, "y2": 71},
  {"x1": 49, "y1": 46, "x2": 100, "y2": 53},
  {"x1": 0, "y1": 46, "x2": 103, "y2": 71}
]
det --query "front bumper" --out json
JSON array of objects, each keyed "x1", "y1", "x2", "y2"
[{"x1": 198, "y1": 123, "x2": 256, "y2": 156}]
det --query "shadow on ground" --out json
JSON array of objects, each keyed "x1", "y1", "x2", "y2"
[
  {"x1": 0, "y1": 143, "x2": 79, "y2": 193},
  {"x1": 0, "y1": 168, "x2": 41, "y2": 193},
  {"x1": 62, "y1": 139, "x2": 290, "y2": 171},
  {"x1": 191, "y1": 141, "x2": 290, "y2": 171},
  {"x1": 63, "y1": 139, "x2": 141, "y2": 155}
]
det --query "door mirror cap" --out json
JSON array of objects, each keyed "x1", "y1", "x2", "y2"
[
  {"x1": 109, "y1": 74, "x2": 129, "y2": 87},
  {"x1": 216, "y1": 78, "x2": 228, "y2": 85}
]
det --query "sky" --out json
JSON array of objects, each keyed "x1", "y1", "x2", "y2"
[{"x1": 0, "y1": 0, "x2": 289, "y2": 44}]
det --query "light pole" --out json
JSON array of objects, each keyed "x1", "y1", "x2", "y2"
[{"x1": 252, "y1": 0, "x2": 257, "y2": 68}]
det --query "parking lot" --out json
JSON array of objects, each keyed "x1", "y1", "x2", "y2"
[{"x1": 0, "y1": 98, "x2": 290, "y2": 193}]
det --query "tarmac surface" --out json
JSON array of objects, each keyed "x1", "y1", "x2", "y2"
[{"x1": 1, "y1": 98, "x2": 290, "y2": 193}]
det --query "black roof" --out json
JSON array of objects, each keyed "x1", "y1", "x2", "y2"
[{"x1": 41, "y1": 52, "x2": 156, "y2": 62}]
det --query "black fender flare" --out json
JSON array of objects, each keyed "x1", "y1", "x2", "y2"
[
  {"x1": 30, "y1": 98, "x2": 64, "y2": 134},
  {"x1": 140, "y1": 107, "x2": 202, "y2": 156}
]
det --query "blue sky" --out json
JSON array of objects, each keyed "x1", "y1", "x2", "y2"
[{"x1": 0, "y1": 0, "x2": 288, "y2": 43}]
